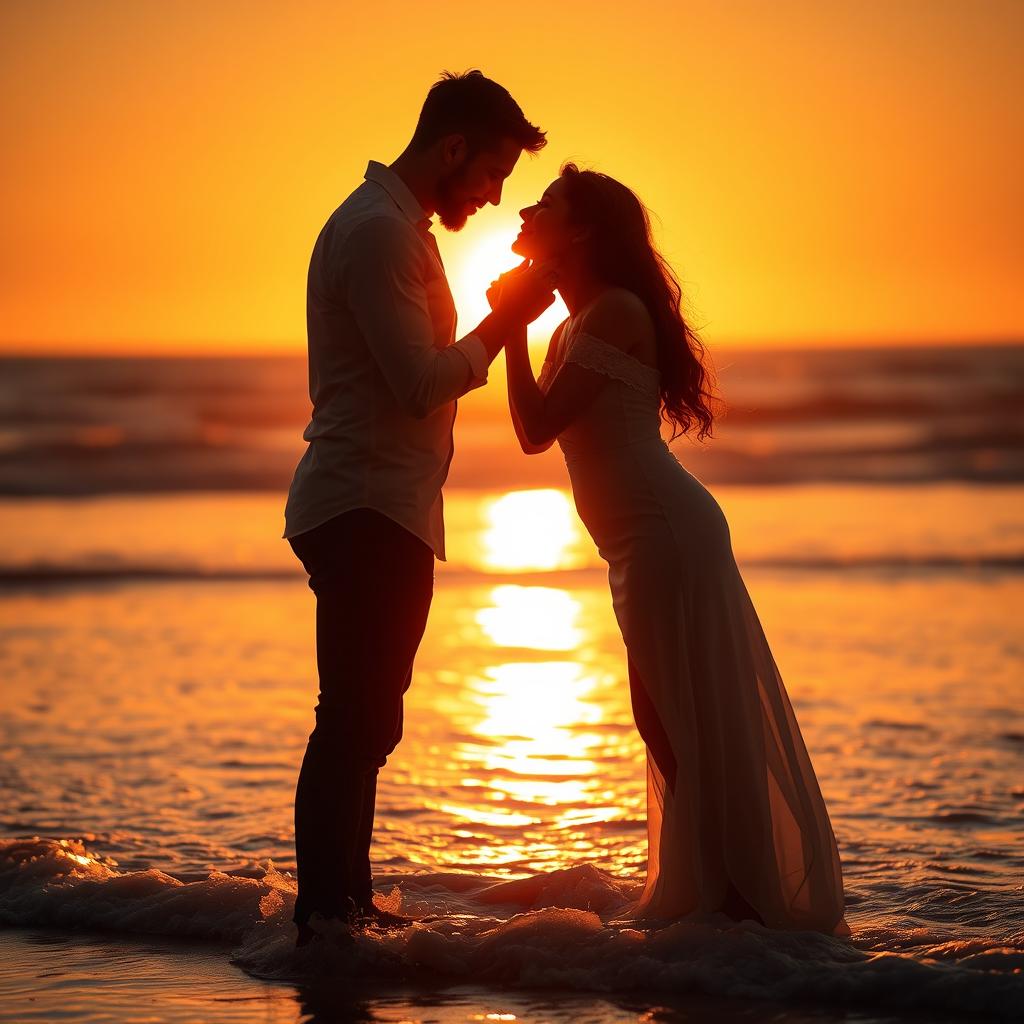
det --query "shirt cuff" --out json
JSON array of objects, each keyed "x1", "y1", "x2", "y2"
[{"x1": 454, "y1": 333, "x2": 489, "y2": 389}]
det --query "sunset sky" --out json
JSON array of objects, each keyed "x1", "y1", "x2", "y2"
[{"x1": 1, "y1": 0, "x2": 1021, "y2": 353}]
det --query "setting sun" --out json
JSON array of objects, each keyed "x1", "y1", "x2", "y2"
[{"x1": 449, "y1": 228, "x2": 570, "y2": 347}]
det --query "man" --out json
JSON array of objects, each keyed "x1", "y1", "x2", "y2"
[{"x1": 283, "y1": 70, "x2": 552, "y2": 945}]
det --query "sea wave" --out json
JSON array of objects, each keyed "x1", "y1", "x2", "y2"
[
  {"x1": 2, "y1": 837, "x2": 1021, "y2": 1018},
  {"x1": 1, "y1": 346, "x2": 1022, "y2": 493},
  {"x1": 1, "y1": 553, "x2": 1022, "y2": 587}
]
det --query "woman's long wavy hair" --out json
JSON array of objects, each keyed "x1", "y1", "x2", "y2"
[{"x1": 559, "y1": 162, "x2": 716, "y2": 441}]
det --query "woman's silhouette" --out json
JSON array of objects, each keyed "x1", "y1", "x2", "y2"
[{"x1": 496, "y1": 164, "x2": 849, "y2": 934}]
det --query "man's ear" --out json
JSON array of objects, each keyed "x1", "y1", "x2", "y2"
[{"x1": 440, "y1": 133, "x2": 468, "y2": 167}]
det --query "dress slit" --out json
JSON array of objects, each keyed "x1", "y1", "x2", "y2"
[{"x1": 627, "y1": 657, "x2": 677, "y2": 794}]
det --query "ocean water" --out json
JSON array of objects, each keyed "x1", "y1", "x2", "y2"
[
  {"x1": 1, "y1": 347, "x2": 1023, "y2": 1022},
  {"x1": 0, "y1": 344, "x2": 1021, "y2": 496},
  {"x1": 2, "y1": 485, "x2": 1023, "y2": 1022}
]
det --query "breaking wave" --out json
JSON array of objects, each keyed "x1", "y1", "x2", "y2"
[{"x1": 2, "y1": 837, "x2": 1021, "y2": 1018}]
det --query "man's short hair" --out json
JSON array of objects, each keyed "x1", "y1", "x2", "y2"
[{"x1": 410, "y1": 70, "x2": 546, "y2": 156}]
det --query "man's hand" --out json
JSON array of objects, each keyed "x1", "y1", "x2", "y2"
[
  {"x1": 473, "y1": 260, "x2": 557, "y2": 362},
  {"x1": 487, "y1": 262, "x2": 527, "y2": 311},
  {"x1": 488, "y1": 260, "x2": 557, "y2": 324}
]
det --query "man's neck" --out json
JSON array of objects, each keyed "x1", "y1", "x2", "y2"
[{"x1": 389, "y1": 151, "x2": 437, "y2": 218}]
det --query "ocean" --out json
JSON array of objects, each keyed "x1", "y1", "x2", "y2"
[{"x1": 1, "y1": 345, "x2": 1022, "y2": 1022}]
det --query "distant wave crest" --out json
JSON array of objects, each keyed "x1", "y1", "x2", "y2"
[
  {"x1": 2, "y1": 553, "x2": 1023, "y2": 587},
  {"x1": 1, "y1": 346, "x2": 1023, "y2": 492}
]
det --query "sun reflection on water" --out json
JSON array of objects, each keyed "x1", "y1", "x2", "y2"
[
  {"x1": 435, "y1": 491, "x2": 610, "y2": 851},
  {"x1": 436, "y1": 801, "x2": 538, "y2": 828},
  {"x1": 476, "y1": 585, "x2": 583, "y2": 651},
  {"x1": 481, "y1": 489, "x2": 587, "y2": 571},
  {"x1": 463, "y1": 662, "x2": 605, "y2": 815}
]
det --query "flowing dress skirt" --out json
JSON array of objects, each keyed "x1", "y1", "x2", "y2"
[{"x1": 566, "y1": 439, "x2": 849, "y2": 934}]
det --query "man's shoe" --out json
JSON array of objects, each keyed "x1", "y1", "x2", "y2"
[
  {"x1": 352, "y1": 902, "x2": 414, "y2": 930},
  {"x1": 295, "y1": 921, "x2": 317, "y2": 948},
  {"x1": 294, "y1": 911, "x2": 355, "y2": 948}
]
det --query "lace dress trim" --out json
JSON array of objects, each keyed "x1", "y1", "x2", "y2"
[{"x1": 564, "y1": 332, "x2": 660, "y2": 395}]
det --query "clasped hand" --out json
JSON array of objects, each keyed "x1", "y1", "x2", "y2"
[{"x1": 487, "y1": 260, "x2": 558, "y2": 324}]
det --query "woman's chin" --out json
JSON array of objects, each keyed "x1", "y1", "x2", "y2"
[{"x1": 510, "y1": 237, "x2": 532, "y2": 257}]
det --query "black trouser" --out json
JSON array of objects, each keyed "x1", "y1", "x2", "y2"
[{"x1": 288, "y1": 508, "x2": 433, "y2": 926}]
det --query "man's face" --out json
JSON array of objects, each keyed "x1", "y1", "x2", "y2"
[{"x1": 435, "y1": 136, "x2": 522, "y2": 231}]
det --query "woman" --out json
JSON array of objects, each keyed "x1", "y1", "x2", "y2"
[{"x1": 493, "y1": 164, "x2": 849, "y2": 935}]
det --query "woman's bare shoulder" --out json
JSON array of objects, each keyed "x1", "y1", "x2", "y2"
[
  {"x1": 544, "y1": 316, "x2": 572, "y2": 362},
  {"x1": 580, "y1": 288, "x2": 656, "y2": 357}
]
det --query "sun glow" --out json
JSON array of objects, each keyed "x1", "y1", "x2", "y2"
[{"x1": 448, "y1": 229, "x2": 569, "y2": 347}]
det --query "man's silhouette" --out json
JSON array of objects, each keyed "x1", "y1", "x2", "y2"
[{"x1": 283, "y1": 71, "x2": 549, "y2": 944}]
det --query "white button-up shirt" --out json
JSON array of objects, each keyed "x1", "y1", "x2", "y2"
[{"x1": 283, "y1": 161, "x2": 489, "y2": 559}]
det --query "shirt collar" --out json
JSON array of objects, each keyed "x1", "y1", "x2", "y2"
[{"x1": 364, "y1": 160, "x2": 431, "y2": 230}]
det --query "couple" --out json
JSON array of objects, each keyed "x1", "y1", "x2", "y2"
[{"x1": 283, "y1": 70, "x2": 849, "y2": 946}]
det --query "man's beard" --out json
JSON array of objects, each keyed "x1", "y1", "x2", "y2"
[{"x1": 435, "y1": 166, "x2": 472, "y2": 232}]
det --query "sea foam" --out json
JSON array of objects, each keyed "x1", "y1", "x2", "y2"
[{"x1": 2, "y1": 837, "x2": 1022, "y2": 1018}]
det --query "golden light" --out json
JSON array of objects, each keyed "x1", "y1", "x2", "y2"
[
  {"x1": 462, "y1": 662, "x2": 606, "y2": 812},
  {"x1": 482, "y1": 489, "x2": 587, "y2": 571},
  {"x1": 447, "y1": 227, "x2": 569, "y2": 347},
  {"x1": 476, "y1": 584, "x2": 583, "y2": 651},
  {"x1": 6, "y1": 6, "x2": 1022, "y2": 350},
  {"x1": 435, "y1": 802, "x2": 538, "y2": 828}
]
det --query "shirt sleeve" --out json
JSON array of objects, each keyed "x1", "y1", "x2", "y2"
[{"x1": 344, "y1": 216, "x2": 488, "y2": 418}]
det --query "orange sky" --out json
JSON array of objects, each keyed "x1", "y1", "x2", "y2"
[{"x1": 1, "y1": 0, "x2": 1021, "y2": 353}]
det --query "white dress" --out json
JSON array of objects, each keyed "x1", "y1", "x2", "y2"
[{"x1": 538, "y1": 315, "x2": 849, "y2": 935}]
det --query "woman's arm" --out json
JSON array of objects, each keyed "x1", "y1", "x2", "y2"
[
  {"x1": 507, "y1": 321, "x2": 565, "y2": 454},
  {"x1": 505, "y1": 324, "x2": 607, "y2": 450},
  {"x1": 505, "y1": 288, "x2": 655, "y2": 451}
]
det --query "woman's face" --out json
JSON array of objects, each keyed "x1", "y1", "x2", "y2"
[{"x1": 512, "y1": 177, "x2": 577, "y2": 262}]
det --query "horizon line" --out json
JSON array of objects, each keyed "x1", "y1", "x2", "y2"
[{"x1": 1, "y1": 335, "x2": 1021, "y2": 359}]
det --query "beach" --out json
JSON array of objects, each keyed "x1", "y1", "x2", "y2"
[
  {"x1": 1, "y1": 479, "x2": 1022, "y2": 1022},
  {"x1": 2, "y1": 346, "x2": 1022, "y2": 1020}
]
